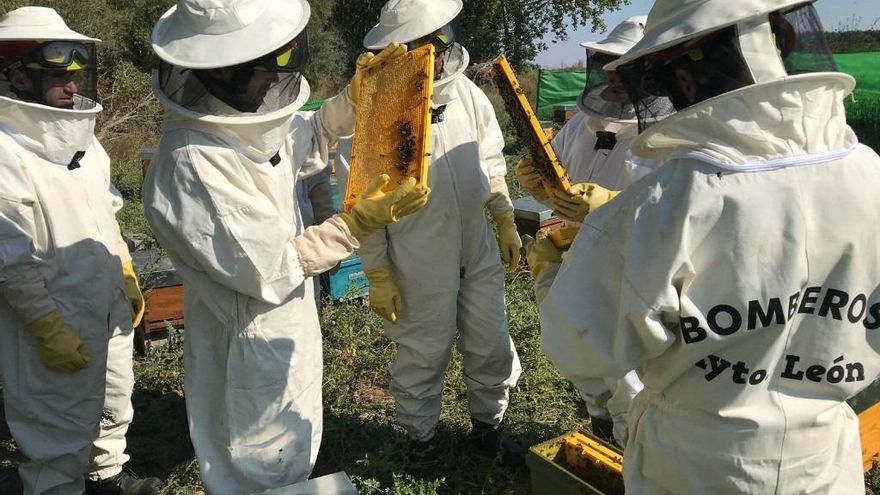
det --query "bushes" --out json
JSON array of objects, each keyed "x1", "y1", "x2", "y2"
[{"x1": 846, "y1": 91, "x2": 880, "y2": 152}]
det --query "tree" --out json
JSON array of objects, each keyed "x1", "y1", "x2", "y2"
[{"x1": 331, "y1": 0, "x2": 627, "y2": 69}]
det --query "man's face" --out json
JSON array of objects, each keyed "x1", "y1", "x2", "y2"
[
  {"x1": 606, "y1": 70, "x2": 629, "y2": 104},
  {"x1": 434, "y1": 51, "x2": 445, "y2": 80},
  {"x1": 208, "y1": 66, "x2": 281, "y2": 112},
  {"x1": 9, "y1": 68, "x2": 80, "y2": 109},
  {"x1": 240, "y1": 70, "x2": 279, "y2": 111},
  {"x1": 39, "y1": 70, "x2": 79, "y2": 109}
]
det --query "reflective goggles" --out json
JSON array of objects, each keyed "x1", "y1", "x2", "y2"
[
  {"x1": 23, "y1": 41, "x2": 92, "y2": 71},
  {"x1": 407, "y1": 23, "x2": 456, "y2": 53},
  {"x1": 251, "y1": 32, "x2": 310, "y2": 73}
]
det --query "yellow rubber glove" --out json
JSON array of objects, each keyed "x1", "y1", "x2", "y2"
[
  {"x1": 549, "y1": 182, "x2": 620, "y2": 223},
  {"x1": 121, "y1": 261, "x2": 145, "y2": 328},
  {"x1": 340, "y1": 174, "x2": 430, "y2": 241},
  {"x1": 493, "y1": 210, "x2": 522, "y2": 271},
  {"x1": 348, "y1": 42, "x2": 408, "y2": 104},
  {"x1": 365, "y1": 267, "x2": 401, "y2": 324},
  {"x1": 514, "y1": 156, "x2": 549, "y2": 201},
  {"x1": 524, "y1": 228, "x2": 563, "y2": 279},
  {"x1": 25, "y1": 311, "x2": 90, "y2": 373},
  {"x1": 546, "y1": 225, "x2": 580, "y2": 251}
]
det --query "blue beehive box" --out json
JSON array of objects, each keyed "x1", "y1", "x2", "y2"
[{"x1": 320, "y1": 253, "x2": 369, "y2": 301}]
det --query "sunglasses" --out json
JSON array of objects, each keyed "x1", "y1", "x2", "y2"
[
  {"x1": 252, "y1": 32, "x2": 310, "y2": 73},
  {"x1": 24, "y1": 41, "x2": 91, "y2": 71}
]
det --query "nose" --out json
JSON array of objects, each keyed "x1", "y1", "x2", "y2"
[{"x1": 64, "y1": 79, "x2": 78, "y2": 96}]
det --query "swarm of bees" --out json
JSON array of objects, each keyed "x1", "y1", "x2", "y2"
[
  {"x1": 344, "y1": 44, "x2": 434, "y2": 212},
  {"x1": 492, "y1": 55, "x2": 570, "y2": 191},
  {"x1": 395, "y1": 120, "x2": 416, "y2": 173}
]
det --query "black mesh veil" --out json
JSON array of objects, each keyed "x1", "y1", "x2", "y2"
[
  {"x1": 774, "y1": 3, "x2": 837, "y2": 74},
  {"x1": 157, "y1": 59, "x2": 304, "y2": 115},
  {"x1": 577, "y1": 50, "x2": 639, "y2": 122},
  {"x1": 616, "y1": 3, "x2": 836, "y2": 131}
]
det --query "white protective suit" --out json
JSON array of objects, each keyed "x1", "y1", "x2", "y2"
[
  {"x1": 541, "y1": 115, "x2": 651, "y2": 447},
  {"x1": 359, "y1": 46, "x2": 522, "y2": 442},
  {"x1": 534, "y1": 17, "x2": 661, "y2": 445},
  {"x1": 0, "y1": 93, "x2": 136, "y2": 493},
  {"x1": 541, "y1": 70, "x2": 880, "y2": 493},
  {"x1": 551, "y1": 112, "x2": 658, "y2": 191},
  {"x1": 143, "y1": 69, "x2": 359, "y2": 492}
]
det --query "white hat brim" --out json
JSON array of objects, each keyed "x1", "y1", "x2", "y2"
[
  {"x1": 579, "y1": 40, "x2": 632, "y2": 57},
  {"x1": 0, "y1": 27, "x2": 98, "y2": 43},
  {"x1": 151, "y1": 0, "x2": 309, "y2": 69},
  {"x1": 605, "y1": 0, "x2": 805, "y2": 71},
  {"x1": 363, "y1": 1, "x2": 462, "y2": 50}
]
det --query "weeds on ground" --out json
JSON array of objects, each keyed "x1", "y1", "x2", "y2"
[{"x1": 122, "y1": 268, "x2": 588, "y2": 494}]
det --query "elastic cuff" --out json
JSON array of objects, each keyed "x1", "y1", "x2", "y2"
[
  {"x1": 87, "y1": 465, "x2": 123, "y2": 481},
  {"x1": 293, "y1": 216, "x2": 360, "y2": 277}
]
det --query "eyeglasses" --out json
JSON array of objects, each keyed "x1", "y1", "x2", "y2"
[
  {"x1": 23, "y1": 41, "x2": 92, "y2": 71},
  {"x1": 407, "y1": 23, "x2": 456, "y2": 53},
  {"x1": 252, "y1": 32, "x2": 310, "y2": 73}
]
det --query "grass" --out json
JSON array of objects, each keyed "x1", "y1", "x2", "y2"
[
  {"x1": 846, "y1": 90, "x2": 880, "y2": 152},
  {"x1": 118, "y1": 267, "x2": 589, "y2": 494}
]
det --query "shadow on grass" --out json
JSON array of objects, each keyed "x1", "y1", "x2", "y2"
[
  {"x1": 0, "y1": 386, "x2": 192, "y2": 494},
  {"x1": 314, "y1": 409, "x2": 539, "y2": 494}
]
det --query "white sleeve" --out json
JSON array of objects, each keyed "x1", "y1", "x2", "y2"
[
  {"x1": 145, "y1": 146, "x2": 308, "y2": 305},
  {"x1": 305, "y1": 166, "x2": 337, "y2": 225},
  {"x1": 472, "y1": 85, "x2": 513, "y2": 215},
  {"x1": 0, "y1": 186, "x2": 55, "y2": 323},
  {"x1": 533, "y1": 262, "x2": 561, "y2": 305},
  {"x1": 293, "y1": 91, "x2": 356, "y2": 181},
  {"x1": 293, "y1": 216, "x2": 359, "y2": 277},
  {"x1": 358, "y1": 228, "x2": 390, "y2": 272}
]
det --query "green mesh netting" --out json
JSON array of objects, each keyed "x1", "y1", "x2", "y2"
[{"x1": 536, "y1": 69, "x2": 587, "y2": 120}]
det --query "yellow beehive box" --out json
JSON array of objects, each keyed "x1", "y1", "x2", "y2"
[
  {"x1": 493, "y1": 54, "x2": 571, "y2": 196},
  {"x1": 527, "y1": 431, "x2": 624, "y2": 495},
  {"x1": 344, "y1": 44, "x2": 435, "y2": 212}
]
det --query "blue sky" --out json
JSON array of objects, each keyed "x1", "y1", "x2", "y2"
[{"x1": 535, "y1": 0, "x2": 880, "y2": 68}]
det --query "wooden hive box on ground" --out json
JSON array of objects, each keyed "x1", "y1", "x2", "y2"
[
  {"x1": 493, "y1": 54, "x2": 571, "y2": 196},
  {"x1": 528, "y1": 430, "x2": 624, "y2": 495},
  {"x1": 344, "y1": 44, "x2": 435, "y2": 212}
]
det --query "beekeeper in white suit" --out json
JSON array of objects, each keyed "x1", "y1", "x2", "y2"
[
  {"x1": 144, "y1": 0, "x2": 429, "y2": 492},
  {"x1": 0, "y1": 7, "x2": 163, "y2": 495},
  {"x1": 536, "y1": 0, "x2": 880, "y2": 492},
  {"x1": 358, "y1": 0, "x2": 523, "y2": 460},
  {"x1": 516, "y1": 16, "x2": 668, "y2": 214},
  {"x1": 518, "y1": 16, "x2": 672, "y2": 446}
]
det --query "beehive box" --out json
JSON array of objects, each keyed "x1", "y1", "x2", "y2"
[
  {"x1": 345, "y1": 44, "x2": 435, "y2": 211},
  {"x1": 849, "y1": 379, "x2": 880, "y2": 471},
  {"x1": 319, "y1": 253, "x2": 369, "y2": 301},
  {"x1": 527, "y1": 431, "x2": 624, "y2": 495},
  {"x1": 493, "y1": 54, "x2": 571, "y2": 196},
  {"x1": 512, "y1": 195, "x2": 565, "y2": 239}
]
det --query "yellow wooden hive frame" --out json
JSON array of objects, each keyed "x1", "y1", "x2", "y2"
[
  {"x1": 492, "y1": 53, "x2": 571, "y2": 196},
  {"x1": 563, "y1": 432, "x2": 623, "y2": 477},
  {"x1": 344, "y1": 44, "x2": 435, "y2": 212}
]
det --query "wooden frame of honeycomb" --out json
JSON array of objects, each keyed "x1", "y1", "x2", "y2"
[
  {"x1": 492, "y1": 53, "x2": 571, "y2": 196},
  {"x1": 344, "y1": 44, "x2": 435, "y2": 212}
]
